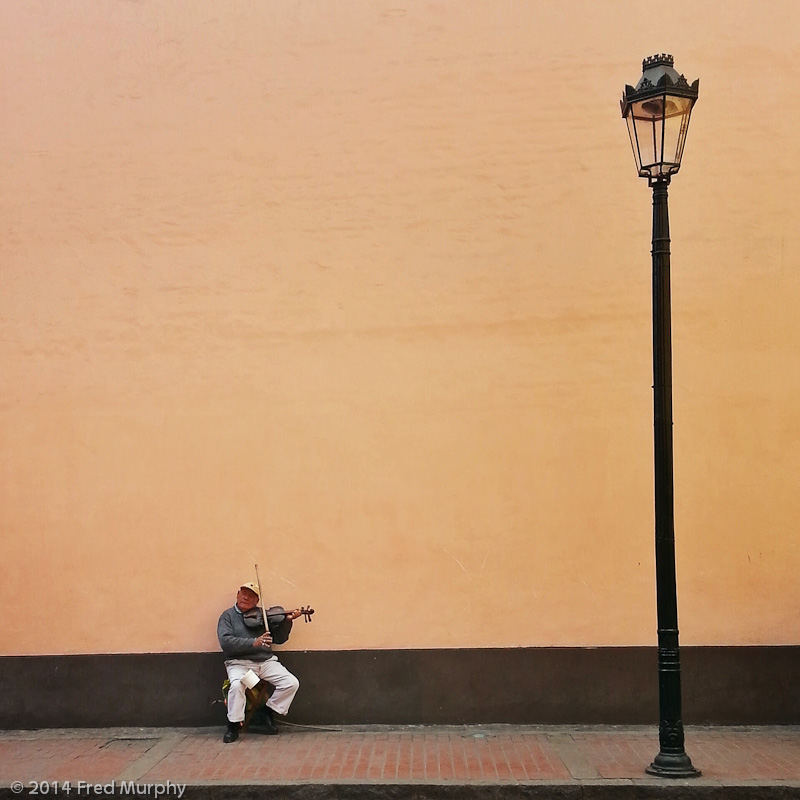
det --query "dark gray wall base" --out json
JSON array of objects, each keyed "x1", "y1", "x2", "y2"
[{"x1": 1, "y1": 646, "x2": 797, "y2": 729}]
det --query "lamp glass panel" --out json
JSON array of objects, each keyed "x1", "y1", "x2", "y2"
[
  {"x1": 662, "y1": 96, "x2": 694, "y2": 168},
  {"x1": 631, "y1": 101, "x2": 663, "y2": 176},
  {"x1": 673, "y1": 97, "x2": 695, "y2": 165},
  {"x1": 625, "y1": 112, "x2": 644, "y2": 174}
]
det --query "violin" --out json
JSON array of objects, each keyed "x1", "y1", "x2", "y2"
[
  {"x1": 242, "y1": 605, "x2": 315, "y2": 627},
  {"x1": 266, "y1": 605, "x2": 315, "y2": 623}
]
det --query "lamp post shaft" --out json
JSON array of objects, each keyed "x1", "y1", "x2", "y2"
[{"x1": 646, "y1": 177, "x2": 700, "y2": 778}]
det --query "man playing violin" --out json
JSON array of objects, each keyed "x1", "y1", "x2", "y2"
[{"x1": 217, "y1": 582, "x2": 303, "y2": 743}]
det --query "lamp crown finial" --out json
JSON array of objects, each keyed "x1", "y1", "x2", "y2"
[{"x1": 642, "y1": 53, "x2": 674, "y2": 70}]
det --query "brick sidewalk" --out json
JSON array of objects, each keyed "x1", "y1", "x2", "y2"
[{"x1": 1, "y1": 725, "x2": 799, "y2": 798}]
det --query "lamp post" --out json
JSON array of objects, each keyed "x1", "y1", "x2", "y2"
[{"x1": 620, "y1": 54, "x2": 700, "y2": 779}]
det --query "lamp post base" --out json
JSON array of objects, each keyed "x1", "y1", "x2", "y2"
[{"x1": 646, "y1": 751, "x2": 702, "y2": 778}]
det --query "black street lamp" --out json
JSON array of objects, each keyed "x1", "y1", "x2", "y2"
[{"x1": 621, "y1": 54, "x2": 701, "y2": 779}]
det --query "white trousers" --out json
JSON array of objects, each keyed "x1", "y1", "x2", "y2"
[{"x1": 225, "y1": 657, "x2": 300, "y2": 723}]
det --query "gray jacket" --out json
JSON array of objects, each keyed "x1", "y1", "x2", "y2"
[
  {"x1": 217, "y1": 606, "x2": 273, "y2": 662},
  {"x1": 217, "y1": 606, "x2": 292, "y2": 661}
]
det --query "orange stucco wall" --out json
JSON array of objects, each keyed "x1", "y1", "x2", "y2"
[{"x1": 1, "y1": 1, "x2": 798, "y2": 655}]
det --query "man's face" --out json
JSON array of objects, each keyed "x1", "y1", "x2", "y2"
[{"x1": 236, "y1": 587, "x2": 259, "y2": 612}]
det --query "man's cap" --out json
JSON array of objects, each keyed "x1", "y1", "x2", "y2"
[{"x1": 239, "y1": 582, "x2": 261, "y2": 598}]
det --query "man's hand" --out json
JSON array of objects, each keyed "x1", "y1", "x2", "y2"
[{"x1": 255, "y1": 633, "x2": 273, "y2": 647}]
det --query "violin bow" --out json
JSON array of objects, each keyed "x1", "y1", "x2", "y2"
[
  {"x1": 254, "y1": 563, "x2": 269, "y2": 631},
  {"x1": 253, "y1": 563, "x2": 314, "y2": 624}
]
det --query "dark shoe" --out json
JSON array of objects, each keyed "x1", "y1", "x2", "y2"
[
  {"x1": 223, "y1": 721, "x2": 240, "y2": 743},
  {"x1": 262, "y1": 708, "x2": 279, "y2": 735}
]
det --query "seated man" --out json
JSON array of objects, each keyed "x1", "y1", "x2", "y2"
[{"x1": 217, "y1": 581, "x2": 301, "y2": 743}]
